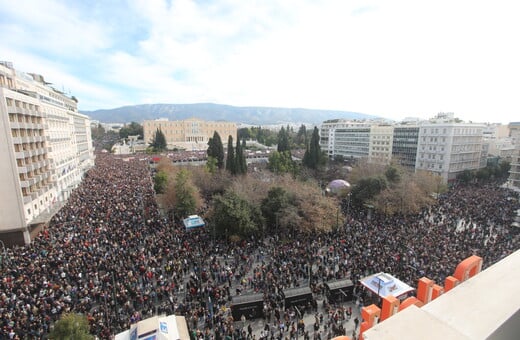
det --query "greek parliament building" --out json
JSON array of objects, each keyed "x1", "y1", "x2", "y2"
[
  {"x1": 0, "y1": 62, "x2": 94, "y2": 245},
  {"x1": 143, "y1": 118, "x2": 237, "y2": 151}
]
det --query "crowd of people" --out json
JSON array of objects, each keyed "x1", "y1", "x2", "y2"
[{"x1": 0, "y1": 153, "x2": 518, "y2": 339}]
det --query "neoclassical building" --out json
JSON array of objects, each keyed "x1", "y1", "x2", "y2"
[{"x1": 143, "y1": 117, "x2": 237, "y2": 151}]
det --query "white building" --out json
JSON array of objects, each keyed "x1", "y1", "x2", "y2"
[
  {"x1": 0, "y1": 62, "x2": 94, "y2": 245},
  {"x1": 415, "y1": 122, "x2": 485, "y2": 183},
  {"x1": 320, "y1": 121, "x2": 393, "y2": 164},
  {"x1": 320, "y1": 119, "x2": 372, "y2": 160},
  {"x1": 508, "y1": 144, "x2": 520, "y2": 189}
]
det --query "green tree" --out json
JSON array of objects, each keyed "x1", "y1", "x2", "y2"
[
  {"x1": 149, "y1": 128, "x2": 167, "y2": 152},
  {"x1": 238, "y1": 127, "x2": 251, "y2": 140},
  {"x1": 277, "y1": 126, "x2": 291, "y2": 153},
  {"x1": 476, "y1": 167, "x2": 491, "y2": 182},
  {"x1": 267, "y1": 151, "x2": 295, "y2": 174},
  {"x1": 457, "y1": 169, "x2": 474, "y2": 184},
  {"x1": 154, "y1": 171, "x2": 168, "y2": 193},
  {"x1": 351, "y1": 176, "x2": 388, "y2": 206},
  {"x1": 49, "y1": 313, "x2": 94, "y2": 340},
  {"x1": 173, "y1": 169, "x2": 201, "y2": 218},
  {"x1": 498, "y1": 160, "x2": 511, "y2": 178},
  {"x1": 119, "y1": 121, "x2": 144, "y2": 139},
  {"x1": 261, "y1": 187, "x2": 290, "y2": 231},
  {"x1": 211, "y1": 191, "x2": 263, "y2": 237},
  {"x1": 90, "y1": 123, "x2": 105, "y2": 141},
  {"x1": 207, "y1": 131, "x2": 225, "y2": 169},
  {"x1": 385, "y1": 165, "x2": 401, "y2": 183},
  {"x1": 226, "y1": 135, "x2": 236, "y2": 174},
  {"x1": 206, "y1": 156, "x2": 218, "y2": 174},
  {"x1": 303, "y1": 127, "x2": 325, "y2": 170},
  {"x1": 295, "y1": 124, "x2": 308, "y2": 147},
  {"x1": 235, "y1": 138, "x2": 248, "y2": 175}
]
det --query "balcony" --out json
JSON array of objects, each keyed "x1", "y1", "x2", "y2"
[
  {"x1": 10, "y1": 121, "x2": 22, "y2": 129},
  {"x1": 17, "y1": 166, "x2": 28, "y2": 174},
  {"x1": 23, "y1": 195, "x2": 32, "y2": 204},
  {"x1": 19, "y1": 180, "x2": 30, "y2": 188},
  {"x1": 9, "y1": 107, "x2": 24, "y2": 115},
  {"x1": 11, "y1": 137, "x2": 23, "y2": 144}
]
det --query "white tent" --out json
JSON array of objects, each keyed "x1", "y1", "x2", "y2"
[
  {"x1": 360, "y1": 272, "x2": 414, "y2": 299},
  {"x1": 114, "y1": 315, "x2": 189, "y2": 340}
]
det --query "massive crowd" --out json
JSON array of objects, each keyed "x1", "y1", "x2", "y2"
[{"x1": 0, "y1": 153, "x2": 518, "y2": 339}]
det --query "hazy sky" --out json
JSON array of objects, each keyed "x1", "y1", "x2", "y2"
[{"x1": 1, "y1": 0, "x2": 518, "y2": 123}]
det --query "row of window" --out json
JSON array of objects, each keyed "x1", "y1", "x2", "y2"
[{"x1": 0, "y1": 74, "x2": 14, "y2": 88}]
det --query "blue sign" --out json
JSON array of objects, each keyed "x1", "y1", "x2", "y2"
[
  {"x1": 130, "y1": 327, "x2": 137, "y2": 340},
  {"x1": 183, "y1": 215, "x2": 205, "y2": 230},
  {"x1": 160, "y1": 321, "x2": 168, "y2": 334}
]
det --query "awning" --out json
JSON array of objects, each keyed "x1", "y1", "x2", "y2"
[
  {"x1": 183, "y1": 215, "x2": 205, "y2": 230},
  {"x1": 359, "y1": 272, "x2": 414, "y2": 298}
]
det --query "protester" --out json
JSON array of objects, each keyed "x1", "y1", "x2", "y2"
[{"x1": 0, "y1": 153, "x2": 518, "y2": 339}]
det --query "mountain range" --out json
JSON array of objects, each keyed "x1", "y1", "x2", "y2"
[{"x1": 81, "y1": 103, "x2": 378, "y2": 125}]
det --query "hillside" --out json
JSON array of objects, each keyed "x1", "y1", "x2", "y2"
[{"x1": 81, "y1": 103, "x2": 378, "y2": 125}]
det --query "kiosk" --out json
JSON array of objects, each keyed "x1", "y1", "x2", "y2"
[
  {"x1": 325, "y1": 279, "x2": 354, "y2": 303},
  {"x1": 231, "y1": 294, "x2": 264, "y2": 321},
  {"x1": 283, "y1": 287, "x2": 313, "y2": 308}
]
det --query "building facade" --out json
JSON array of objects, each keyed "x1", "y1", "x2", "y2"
[
  {"x1": 320, "y1": 114, "x2": 488, "y2": 183},
  {"x1": 508, "y1": 122, "x2": 520, "y2": 145},
  {"x1": 143, "y1": 118, "x2": 237, "y2": 151},
  {"x1": 320, "y1": 120, "x2": 371, "y2": 160},
  {"x1": 392, "y1": 126, "x2": 420, "y2": 169},
  {"x1": 415, "y1": 123, "x2": 485, "y2": 183},
  {"x1": 0, "y1": 62, "x2": 94, "y2": 245},
  {"x1": 368, "y1": 125, "x2": 394, "y2": 164},
  {"x1": 508, "y1": 144, "x2": 520, "y2": 189}
]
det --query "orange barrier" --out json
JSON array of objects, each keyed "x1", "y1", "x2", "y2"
[
  {"x1": 416, "y1": 277, "x2": 434, "y2": 304},
  {"x1": 358, "y1": 254, "x2": 482, "y2": 340},
  {"x1": 431, "y1": 284, "x2": 444, "y2": 300},
  {"x1": 361, "y1": 304, "x2": 381, "y2": 328},
  {"x1": 444, "y1": 276, "x2": 459, "y2": 292},
  {"x1": 380, "y1": 295, "x2": 399, "y2": 321},
  {"x1": 453, "y1": 255, "x2": 483, "y2": 282},
  {"x1": 398, "y1": 297, "x2": 423, "y2": 311}
]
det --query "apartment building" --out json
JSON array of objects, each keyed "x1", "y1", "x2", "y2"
[
  {"x1": 320, "y1": 114, "x2": 488, "y2": 183},
  {"x1": 320, "y1": 119, "x2": 371, "y2": 160},
  {"x1": 0, "y1": 62, "x2": 94, "y2": 245},
  {"x1": 143, "y1": 118, "x2": 237, "y2": 151},
  {"x1": 508, "y1": 144, "x2": 520, "y2": 189},
  {"x1": 392, "y1": 126, "x2": 420, "y2": 169},
  {"x1": 509, "y1": 122, "x2": 520, "y2": 145},
  {"x1": 415, "y1": 123, "x2": 485, "y2": 183},
  {"x1": 368, "y1": 125, "x2": 394, "y2": 164}
]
